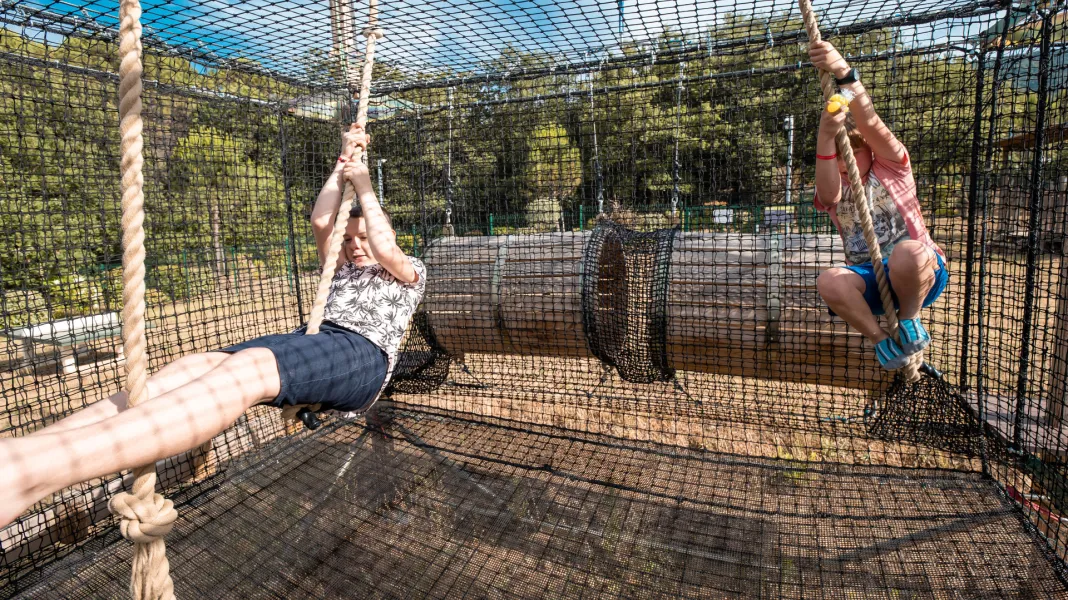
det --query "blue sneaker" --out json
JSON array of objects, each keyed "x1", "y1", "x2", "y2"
[
  {"x1": 898, "y1": 318, "x2": 931, "y2": 355},
  {"x1": 874, "y1": 338, "x2": 910, "y2": 371}
]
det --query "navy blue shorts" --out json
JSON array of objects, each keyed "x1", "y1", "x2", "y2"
[
  {"x1": 829, "y1": 250, "x2": 948, "y2": 317},
  {"x1": 219, "y1": 321, "x2": 388, "y2": 413}
]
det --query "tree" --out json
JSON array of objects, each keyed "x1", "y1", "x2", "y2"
[{"x1": 525, "y1": 123, "x2": 581, "y2": 229}]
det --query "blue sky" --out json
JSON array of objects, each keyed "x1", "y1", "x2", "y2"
[{"x1": 4, "y1": 0, "x2": 1010, "y2": 82}]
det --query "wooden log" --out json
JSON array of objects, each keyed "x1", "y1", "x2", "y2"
[
  {"x1": 500, "y1": 233, "x2": 589, "y2": 357},
  {"x1": 422, "y1": 236, "x2": 509, "y2": 357},
  {"x1": 423, "y1": 232, "x2": 592, "y2": 358},
  {"x1": 421, "y1": 230, "x2": 881, "y2": 389},
  {"x1": 667, "y1": 232, "x2": 879, "y2": 389}
]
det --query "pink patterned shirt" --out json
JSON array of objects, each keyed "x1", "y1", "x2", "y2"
[{"x1": 814, "y1": 152, "x2": 945, "y2": 266}]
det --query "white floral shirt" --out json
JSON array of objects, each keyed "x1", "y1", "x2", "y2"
[{"x1": 323, "y1": 256, "x2": 427, "y2": 408}]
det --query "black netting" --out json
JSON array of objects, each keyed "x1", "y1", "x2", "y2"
[
  {"x1": 4, "y1": 0, "x2": 1068, "y2": 597},
  {"x1": 582, "y1": 218, "x2": 677, "y2": 384},
  {"x1": 9, "y1": 409, "x2": 1068, "y2": 599},
  {"x1": 384, "y1": 311, "x2": 451, "y2": 395},
  {"x1": 868, "y1": 367, "x2": 986, "y2": 457}
]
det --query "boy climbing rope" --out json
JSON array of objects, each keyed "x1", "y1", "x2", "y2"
[
  {"x1": 0, "y1": 124, "x2": 425, "y2": 526},
  {"x1": 809, "y1": 40, "x2": 949, "y2": 370}
]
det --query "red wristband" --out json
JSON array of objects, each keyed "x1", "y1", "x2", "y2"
[
  {"x1": 816, "y1": 153, "x2": 837, "y2": 161},
  {"x1": 337, "y1": 156, "x2": 348, "y2": 163}
]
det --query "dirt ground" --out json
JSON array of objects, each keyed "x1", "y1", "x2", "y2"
[{"x1": 8, "y1": 414, "x2": 1067, "y2": 599}]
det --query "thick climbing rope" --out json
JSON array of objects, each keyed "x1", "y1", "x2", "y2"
[
  {"x1": 307, "y1": 0, "x2": 383, "y2": 335},
  {"x1": 107, "y1": 1, "x2": 179, "y2": 599},
  {"x1": 798, "y1": 0, "x2": 922, "y2": 381}
]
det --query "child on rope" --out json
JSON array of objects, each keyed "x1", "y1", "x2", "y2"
[
  {"x1": 809, "y1": 40, "x2": 948, "y2": 370},
  {"x1": 0, "y1": 124, "x2": 424, "y2": 525}
]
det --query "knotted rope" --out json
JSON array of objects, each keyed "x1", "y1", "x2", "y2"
[
  {"x1": 306, "y1": 0, "x2": 383, "y2": 336},
  {"x1": 107, "y1": 1, "x2": 178, "y2": 598},
  {"x1": 798, "y1": 0, "x2": 922, "y2": 382}
]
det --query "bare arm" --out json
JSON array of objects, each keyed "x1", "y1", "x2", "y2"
[
  {"x1": 343, "y1": 161, "x2": 419, "y2": 284},
  {"x1": 311, "y1": 125, "x2": 365, "y2": 265},
  {"x1": 809, "y1": 41, "x2": 907, "y2": 164},
  {"x1": 310, "y1": 164, "x2": 346, "y2": 266},
  {"x1": 840, "y1": 81, "x2": 907, "y2": 163},
  {"x1": 815, "y1": 106, "x2": 846, "y2": 208}
]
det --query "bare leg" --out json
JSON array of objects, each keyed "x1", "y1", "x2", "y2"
[
  {"x1": 887, "y1": 240, "x2": 937, "y2": 320},
  {"x1": 817, "y1": 267, "x2": 888, "y2": 344},
  {"x1": 0, "y1": 348, "x2": 280, "y2": 526},
  {"x1": 31, "y1": 352, "x2": 231, "y2": 436}
]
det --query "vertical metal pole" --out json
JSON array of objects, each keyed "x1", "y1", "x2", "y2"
[
  {"x1": 377, "y1": 158, "x2": 386, "y2": 205},
  {"x1": 961, "y1": 49, "x2": 987, "y2": 390},
  {"x1": 443, "y1": 87, "x2": 455, "y2": 235},
  {"x1": 182, "y1": 249, "x2": 190, "y2": 299},
  {"x1": 277, "y1": 111, "x2": 305, "y2": 321},
  {"x1": 784, "y1": 115, "x2": 794, "y2": 205},
  {"x1": 672, "y1": 62, "x2": 684, "y2": 219},
  {"x1": 589, "y1": 73, "x2": 603, "y2": 215},
  {"x1": 889, "y1": 15, "x2": 901, "y2": 130},
  {"x1": 284, "y1": 236, "x2": 293, "y2": 293},
  {"x1": 1013, "y1": 9, "x2": 1053, "y2": 451},
  {"x1": 416, "y1": 113, "x2": 429, "y2": 244},
  {"x1": 973, "y1": 9, "x2": 1013, "y2": 476},
  {"x1": 489, "y1": 214, "x2": 495, "y2": 236}
]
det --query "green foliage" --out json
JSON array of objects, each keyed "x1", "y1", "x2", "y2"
[
  {"x1": 0, "y1": 31, "x2": 122, "y2": 295},
  {"x1": 238, "y1": 247, "x2": 292, "y2": 279},
  {"x1": 162, "y1": 124, "x2": 288, "y2": 253},
  {"x1": 527, "y1": 122, "x2": 581, "y2": 204},
  {"x1": 0, "y1": 289, "x2": 49, "y2": 329},
  {"x1": 395, "y1": 233, "x2": 419, "y2": 254},
  {"x1": 146, "y1": 264, "x2": 207, "y2": 302},
  {"x1": 524, "y1": 197, "x2": 562, "y2": 232},
  {"x1": 43, "y1": 275, "x2": 104, "y2": 319},
  {"x1": 0, "y1": 14, "x2": 1049, "y2": 320},
  {"x1": 295, "y1": 243, "x2": 321, "y2": 274},
  {"x1": 0, "y1": 27, "x2": 315, "y2": 320}
]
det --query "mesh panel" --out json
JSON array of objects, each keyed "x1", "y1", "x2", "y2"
[
  {"x1": 582, "y1": 219, "x2": 677, "y2": 384},
  {"x1": 868, "y1": 369, "x2": 986, "y2": 458},
  {"x1": 384, "y1": 311, "x2": 451, "y2": 395},
  {"x1": 3, "y1": 0, "x2": 1068, "y2": 597}
]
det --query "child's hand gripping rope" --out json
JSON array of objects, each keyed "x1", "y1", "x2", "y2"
[{"x1": 826, "y1": 89, "x2": 855, "y2": 114}]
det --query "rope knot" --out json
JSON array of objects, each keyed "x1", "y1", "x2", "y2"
[
  {"x1": 109, "y1": 490, "x2": 177, "y2": 544},
  {"x1": 363, "y1": 27, "x2": 385, "y2": 40}
]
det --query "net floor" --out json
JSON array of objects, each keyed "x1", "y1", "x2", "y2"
[{"x1": 9, "y1": 406, "x2": 1068, "y2": 599}]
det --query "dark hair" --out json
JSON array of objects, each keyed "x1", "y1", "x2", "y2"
[{"x1": 348, "y1": 202, "x2": 393, "y2": 227}]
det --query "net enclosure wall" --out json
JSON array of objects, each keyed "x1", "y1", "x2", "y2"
[{"x1": 3, "y1": 0, "x2": 1068, "y2": 597}]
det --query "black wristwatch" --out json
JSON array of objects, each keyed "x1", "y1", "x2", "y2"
[{"x1": 835, "y1": 68, "x2": 859, "y2": 85}]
